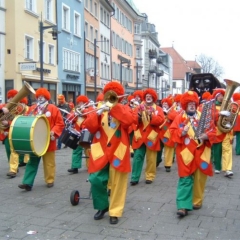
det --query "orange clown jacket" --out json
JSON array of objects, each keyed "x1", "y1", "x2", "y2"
[
  {"x1": 169, "y1": 111, "x2": 216, "y2": 177},
  {"x1": 132, "y1": 103, "x2": 165, "y2": 151},
  {"x1": 83, "y1": 103, "x2": 137, "y2": 173},
  {"x1": 159, "y1": 108, "x2": 178, "y2": 147}
]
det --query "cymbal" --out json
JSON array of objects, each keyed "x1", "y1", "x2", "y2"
[{"x1": 59, "y1": 108, "x2": 70, "y2": 114}]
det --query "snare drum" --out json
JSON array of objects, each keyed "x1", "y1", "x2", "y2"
[
  {"x1": 79, "y1": 129, "x2": 93, "y2": 149},
  {"x1": 60, "y1": 127, "x2": 80, "y2": 150},
  {"x1": 9, "y1": 115, "x2": 50, "y2": 157}
]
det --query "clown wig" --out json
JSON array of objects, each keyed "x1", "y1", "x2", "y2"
[
  {"x1": 76, "y1": 95, "x2": 89, "y2": 104},
  {"x1": 180, "y1": 91, "x2": 199, "y2": 110},
  {"x1": 96, "y1": 93, "x2": 104, "y2": 102},
  {"x1": 143, "y1": 88, "x2": 157, "y2": 103},
  {"x1": 133, "y1": 90, "x2": 143, "y2": 101},
  {"x1": 233, "y1": 92, "x2": 240, "y2": 102},
  {"x1": 161, "y1": 97, "x2": 173, "y2": 107},
  {"x1": 35, "y1": 88, "x2": 51, "y2": 101},
  {"x1": 103, "y1": 81, "x2": 124, "y2": 102},
  {"x1": 7, "y1": 89, "x2": 18, "y2": 99},
  {"x1": 20, "y1": 97, "x2": 28, "y2": 105},
  {"x1": 174, "y1": 94, "x2": 182, "y2": 103}
]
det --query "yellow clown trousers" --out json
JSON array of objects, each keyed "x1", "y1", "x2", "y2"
[
  {"x1": 164, "y1": 146, "x2": 175, "y2": 167},
  {"x1": 193, "y1": 169, "x2": 208, "y2": 206},
  {"x1": 43, "y1": 151, "x2": 56, "y2": 184},
  {"x1": 145, "y1": 148, "x2": 157, "y2": 181},
  {"x1": 222, "y1": 134, "x2": 233, "y2": 171},
  {"x1": 9, "y1": 152, "x2": 29, "y2": 173},
  {"x1": 109, "y1": 165, "x2": 128, "y2": 217}
]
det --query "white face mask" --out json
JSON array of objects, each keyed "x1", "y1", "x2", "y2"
[{"x1": 37, "y1": 96, "x2": 47, "y2": 105}]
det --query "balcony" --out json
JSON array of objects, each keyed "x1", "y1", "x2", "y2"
[
  {"x1": 149, "y1": 49, "x2": 157, "y2": 59},
  {"x1": 156, "y1": 70, "x2": 164, "y2": 77},
  {"x1": 157, "y1": 56, "x2": 163, "y2": 64},
  {"x1": 149, "y1": 65, "x2": 157, "y2": 74}
]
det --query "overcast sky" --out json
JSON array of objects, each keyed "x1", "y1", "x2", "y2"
[{"x1": 134, "y1": 0, "x2": 240, "y2": 82}]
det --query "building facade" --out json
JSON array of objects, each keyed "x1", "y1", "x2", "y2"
[
  {"x1": 5, "y1": 0, "x2": 59, "y2": 104},
  {"x1": 110, "y1": 0, "x2": 145, "y2": 94},
  {"x1": 57, "y1": 0, "x2": 84, "y2": 103},
  {"x1": 0, "y1": 0, "x2": 5, "y2": 103}
]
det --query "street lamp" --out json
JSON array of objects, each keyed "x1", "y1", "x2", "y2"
[
  {"x1": 39, "y1": 20, "x2": 60, "y2": 87},
  {"x1": 118, "y1": 55, "x2": 130, "y2": 86}
]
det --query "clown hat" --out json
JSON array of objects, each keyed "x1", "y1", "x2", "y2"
[{"x1": 212, "y1": 88, "x2": 225, "y2": 99}]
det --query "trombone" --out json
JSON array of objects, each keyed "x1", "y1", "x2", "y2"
[{"x1": 75, "y1": 91, "x2": 129, "y2": 116}]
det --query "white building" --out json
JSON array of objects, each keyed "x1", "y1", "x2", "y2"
[{"x1": 0, "y1": 0, "x2": 5, "y2": 103}]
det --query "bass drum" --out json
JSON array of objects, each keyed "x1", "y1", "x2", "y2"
[
  {"x1": 60, "y1": 127, "x2": 80, "y2": 150},
  {"x1": 79, "y1": 129, "x2": 93, "y2": 149},
  {"x1": 9, "y1": 115, "x2": 50, "y2": 157}
]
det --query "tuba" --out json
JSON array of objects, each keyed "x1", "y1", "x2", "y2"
[
  {"x1": 217, "y1": 79, "x2": 240, "y2": 133},
  {"x1": 0, "y1": 81, "x2": 36, "y2": 129}
]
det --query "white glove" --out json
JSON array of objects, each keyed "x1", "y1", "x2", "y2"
[
  {"x1": 50, "y1": 131, "x2": 55, "y2": 141},
  {"x1": 219, "y1": 110, "x2": 231, "y2": 117},
  {"x1": 96, "y1": 104, "x2": 109, "y2": 115}
]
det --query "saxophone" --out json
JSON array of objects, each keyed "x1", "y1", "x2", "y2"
[{"x1": 217, "y1": 79, "x2": 240, "y2": 133}]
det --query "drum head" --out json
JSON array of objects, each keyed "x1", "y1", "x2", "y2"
[{"x1": 32, "y1": 117, "x2": 50, "y2": 155}]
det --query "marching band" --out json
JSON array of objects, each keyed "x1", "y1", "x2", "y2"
[{"x1": 0, "y1": 78, "x2": 240, "y2": 224}]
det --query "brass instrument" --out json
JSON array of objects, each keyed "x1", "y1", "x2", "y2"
[
  {"x1": 104, "y1": 90, "x2": 128, "y2": 106},
  {"x1": 217, "y1": 79, "x2": 240, "y2": 133},
  {"x1": 0, "y1": 81, "x2": 36, "y2": 129}
]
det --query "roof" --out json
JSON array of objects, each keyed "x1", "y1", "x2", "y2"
[
  {"x1": 125, "y1": 0, "x2": 144, "y2": 17},
  {"x1": 160, "y1": 47, "x2": 201, "y2": 80}
]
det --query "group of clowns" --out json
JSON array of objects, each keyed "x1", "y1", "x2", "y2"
[{"x1": 1, "y1": 80, "x2": 240, "y2": 224}]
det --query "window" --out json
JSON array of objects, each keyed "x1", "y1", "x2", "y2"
[
  {"x1": 63, "y1": 48, "x2": 81, "y2": 72},
  {"x1": 25, "y1": 35, "x2": 34, "y2": 60},
  {"x1": 74, "y1": 12, "x2": 81, "y2": 36},
  {"x1": 134, "y1": 24, "x2": 140, "y2": 34},
  {"x1": 62, "y1": 4, "x2": 70, "y2": 31},
  {"x1": 100, "y1": 7, "x2": 103, "y2": 22},
  {"x1": 89, "y1": 0, "x2": 93, "y2": 13},
  {"x1": 48, "y1": 44, "x2": 54, "y2": 64},
  {"x1": 45, "y1": 0, "x2": 53, "y2": 21},
  {"x1": 26, "y1": 0, "x2": 35, "y2": 12},
  {"x1": 90, "y1": 26, "x2": 93, "y2": 42},
  {"x1": 85, "y1": 22, "x2": 88, "y2": 39},
  {"x1": 86, "y1": 53, "x2": 98, "y2": 71},
  {"x1": 85, "y1": 0, "x2": 88, "y2": 9},
  {"x1": 136, "y1": 46, "x2": 141, "y2": 58},
  {"x1": 94, "y1": 2, "x2": 98, "y2": 18},
  {"x1": 95, "y1": 29, "x2": 98, "y2": 41}
]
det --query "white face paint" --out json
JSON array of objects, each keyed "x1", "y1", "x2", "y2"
[
  {"x1": 186, "y1": 102, "x2": 196, "y2": 113},
  {"x1": 37, "y1": 95, "x2": 47, "y2": 104},
  {"x1": 145, "y1": 94, "x2": 153, "y2": 104}
]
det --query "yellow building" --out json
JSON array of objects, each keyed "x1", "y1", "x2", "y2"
[{"x1": 5, "y1": 0, "x2": 59, "y2": 103}]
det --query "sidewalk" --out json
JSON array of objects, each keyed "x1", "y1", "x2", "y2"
[{"x1": 0, "y1": 142, "x2": 240, "y2": 239}]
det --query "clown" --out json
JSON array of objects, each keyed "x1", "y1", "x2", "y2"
[
  {"x1": 233, "y1": 92, "x2": 240, "y2": 155},
  {"x1": 169, "y1": 91, "x2": 216, "y2": 217},
  {"x1": 67, "y1": 95, "x2": 92, "y2": 174},
  {"x1": 7, "y1": 97, "x2": 30, "y2": 178},
  {"x1": 157, "y1": 96, "x2": 178, "y2": 171},
  {"x1": 130, "y1": 88, "x2": 165, "y2": 185},
  {"x1": 18, "y1": 88, "x2": 64, "y2": 191},
  {"x1": 83, "y1": 81, "x2": 137, "y2": 225},
  {"x1": 212, "y1": 89, "x2": 234, "y2": 177}
]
